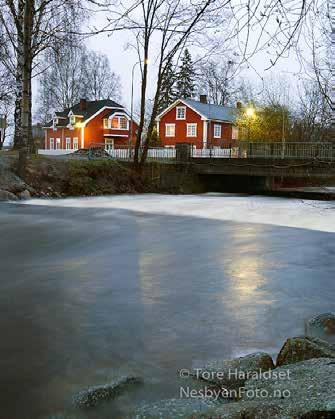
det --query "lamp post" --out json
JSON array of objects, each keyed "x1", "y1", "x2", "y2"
[
  {"x1": 129, "y1": 62, "x2": 139, "y2": 158},
  {"x1": 245, "y1": 107, "x2": 255, "y2": 157},
  {"x1": 129, "y1": 58, "x2": 149, "y2": 159}
]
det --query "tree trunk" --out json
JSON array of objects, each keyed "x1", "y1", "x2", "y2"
[
  {"x1": 17, "y1": 0, "x2": 33, "y2": 179},
  {"x1": 133, "y1": 45, "x2": 149, "y2": 169},
  {"x1": 13, "y1": 2, "x2": 24, "y2": 150}
]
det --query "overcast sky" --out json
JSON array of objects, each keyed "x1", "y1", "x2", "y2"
[{"x1": 81, "y1": 3, "x2": 313, "y2": 112}]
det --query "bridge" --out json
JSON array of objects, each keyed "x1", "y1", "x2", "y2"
[{"x1": 87, "y1": 141, "x2": 335, "y2": 192}]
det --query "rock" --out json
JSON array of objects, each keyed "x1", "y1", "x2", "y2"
[
  {"x1": 17, "y1": 189, "x2": 31, "y2": 200},
  {"x1": 306, "y1": 313, "x2": 335, "y2": 341},
  {"x1": 133, "y1": 398, "x2": 217, "y2": 419},
  {"x1": 73, "y1": 375, "x2": 142, "y2": 408},
  {"x1": 0, "y1": 189, "x2": 19, "y2": 201},
  {"x1": 191, "y1": 352, "x2": 274, "y2": 394},
  {"x1": 276, "y1": 336, "x2": 335, "y2": 367},
  {"x1": 189, "y1": 358, "x2": 335, "y2": 418}
]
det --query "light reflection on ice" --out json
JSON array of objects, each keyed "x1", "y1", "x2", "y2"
[{"x1": 22, "y1": 193, "x2": 335, "y2": 233}]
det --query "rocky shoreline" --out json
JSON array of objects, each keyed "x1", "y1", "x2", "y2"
[{"x1": 47, "y1": 313, "x2": 335, "y2": 419}]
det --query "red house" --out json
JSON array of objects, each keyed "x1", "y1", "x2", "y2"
[
  {"x1": 42, "y1": 99, "x2": 138, "y2": 154},
  {"x1": 156, "y1": 96, "x2": 238, "y2": 149}
]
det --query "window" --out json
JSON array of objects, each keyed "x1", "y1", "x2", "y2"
[
  {"x1": 50, "y1": 138, "x2": 54, "y2": 149},
  {"x1": 214, "y1": 124, "x2": 221, "y2": 138},
  {"x1": 103, "y1": 118, "x2": 109, "y2": 129},
  {"x1": 111, "y1": 115, "x2": 128, "y2": 130},
  {"x1": 73, "y1": 137, "x2": 79, "y2": 150},
  {"x1": 66, "y1": 137, "x2": 71, "y2": 150},
  {"x1": 187, "y1": 123, "x2": 197, "y2": 137},
  {"x1": 70, "y1": 115, "x2": 76, "y2": 125},
  {"x1": 176, "y1": 106, "x2": 186, "y2": 120},
  {"x1": 232, "y1": 127, "x2": 238, "y2": 140},
  {"x1": 56, "y1": 138, "x2": 61, "y2": 149},
  {"x1": 165, "y1": 123, "x2": 175, "y2": 137}
]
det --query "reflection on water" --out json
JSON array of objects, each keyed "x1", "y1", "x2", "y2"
[{"x1": 0, "y1": 201, "x2": 334, "y2": 418}]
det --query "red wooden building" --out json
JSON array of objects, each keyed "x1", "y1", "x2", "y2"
[
  {"x1": 43, "y1": 99, "x2": 138, "y2": 154},
  {"x1": 156, "y1": 96, "x2": 238, "y2": 149}
]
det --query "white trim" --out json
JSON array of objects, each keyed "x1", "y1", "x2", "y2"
[
  {"x1": 65, "y1": 137, "x2": 71, "y2": 150},
  {"x1": 214, "y1": 124, "x2": 221, "y2": 138},
  {"x1": 50, "y1": 137, "x2": 55, "y2": 150},
  {"x1": 187, "y1": 123, "x2": 197, "y2": 137},
  {"x1": 156, "y1": 121, "x2": 160, "y2": 137},
  {"x1": 203, "y1": 121, "x2": 208, "y2": 149},
  {"x1": 165, "y1": 123, "x2": 175, "y2": 137},
  {"x1": 73, "y1": 137, "x2": 79, "y2": 150},
  {"x1": 108, "y1": 113, "x2": 129, "y2": 130},
  {"x1": 83, "y1": 106, "x2": 124, "y2": 126},
  {"x1": 104, "y1": 134, "x2": 128, "y2": 137},
  {"x1": 176, "y1": 106, "x2": 186, "y2": 120},
  {"x1": 56, "y1": 137, "x2": 61, "y2": 150},
  {"x1": 80, "y1": 127, "x2": 84, "y2": 149},
  {"x1": 156, "y1": 99, "x2": 208, "y2": 121}
]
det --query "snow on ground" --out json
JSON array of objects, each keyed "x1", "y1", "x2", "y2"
[{"x1": 23, "y1": 193, "x2": 335, "y2": 233}]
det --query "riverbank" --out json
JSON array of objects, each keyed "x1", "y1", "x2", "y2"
[
  {"x1": 1, "y1": 151, "x2": 335, "y2": 201},
  {"x1": 0, "y1": 152, "x2": 204, "y2": 200}
]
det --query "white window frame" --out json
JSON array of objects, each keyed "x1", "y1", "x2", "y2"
[
  {"x1": 165, "y1": 123, "x2": 175, "y2": 137},
  {"x1": 69, "y1": 115, "x2": 76, "y2": 125},
  {"x1": 232, "y1": 126, "x2": 238, "y2": 140},
  {"x1": 214, "y1": 124, "x2": 221, "y2": 138},
  {"x1": 110, "y1": 114, "x2": 129, "y2": 130},
  {"x1": 56, "y1": 138, "x2": 61, "y2": 149},
  {"x1": 176, "y1": 106, "x2": 186, "y2": 120},
  {"x1": 50, "y1": 138, "x2": 54, "y2": 149},
  {"x1": 187, "y1": 123, "x2": 197, "y2": 137},
  {"x1": 73, "y1": 137, "x2": 79, "y2": 150},
  {"x1": 66, "y1": 137, "x2": 71, "y2": 150},
  {"x1": 103, "y1": 118, "x2": 109, "y2": 129}
]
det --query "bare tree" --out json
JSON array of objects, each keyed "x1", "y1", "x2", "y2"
[
  {"x1": 37, "y1": 43, "x2": 121, "y2": 123},
  {"x1": 196, "y1": 58, "x2": 239, "y2": 106},
  {"x1": 81, "y1": 50, "x2": 121, "y2": 102}
]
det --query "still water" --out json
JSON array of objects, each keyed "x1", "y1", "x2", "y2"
[{"x1": 0, "y1": 194, "x2": 334, "y2": 418}]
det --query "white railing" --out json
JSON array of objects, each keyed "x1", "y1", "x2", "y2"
[
  {"x1": 192, "y1": 148, "x2": 236, "y2": 158},
  {"x1": 38, "y1": 149, "x2": 76, "y2": 156},
  {"x1": 105, "y1": 147, "x2": 176, "y2": 160}
]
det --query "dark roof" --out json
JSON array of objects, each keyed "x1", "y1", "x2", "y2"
[
  {"x1": 45, "y1": 99, "x2": 124, "y2": 127},
  {"x1": 182, "y1": 98, "x2": 237, "y2": 123}
]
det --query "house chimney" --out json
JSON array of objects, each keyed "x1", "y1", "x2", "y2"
[
  {"x1": 200, "y1": 95, "x2": 207, "y2": 104},
  {"x1": 236, "y1": 101, "x2": 242, "y2": 109},
  {"x1": 79, "y1": 98, "x2": 87, "y2": 111}
]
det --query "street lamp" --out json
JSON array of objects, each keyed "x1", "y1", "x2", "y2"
[
  {"x1": 246, "y1": 106, "x2": 255, "y2": 141},
  {"x1": 129, "y1": 58, "x2": 149, "y2": 158}
]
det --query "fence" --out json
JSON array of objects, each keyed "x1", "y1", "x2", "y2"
[{"x1": 237, "y1": 142, "x2": 335, "y2": 160}]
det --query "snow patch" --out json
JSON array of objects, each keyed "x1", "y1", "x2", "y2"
[{"x1": 22, "y1": 193, "x2": 335, "y2": 233}]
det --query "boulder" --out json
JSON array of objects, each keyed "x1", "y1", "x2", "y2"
[
  {"x1": 0, "y1": 189, "x2": 19, "y2": 201},
  {"x1": 306, "y1": 313, "x2": 335, "y2": 341},
  {"x1": 73, "y1": 375, "x2": 142, "y2": 408},
  {"x1": 191, "y1": 352, "x2": 274, "y2": 394},
  {"x1": 276, "y1": 336, "x2": 335, "y2": 367},
  {"x1": 17, "y1": 189, "x2": 31, "y2": 200},
  {"x1": 189, "y1": 358, "x2": 335, "y2": 418},
  {"x1": 132, "y1": 398, "x2": 217, "y2": 419}
]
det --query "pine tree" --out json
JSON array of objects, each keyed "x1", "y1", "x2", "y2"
[
  {"x1": 157, "y1": 61, "x2": 177, "y2": 113},
  {"x1": 176, "y1": 49, "x2": 195, "y2": 98}
]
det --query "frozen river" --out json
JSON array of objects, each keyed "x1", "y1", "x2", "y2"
[{"x1": 0, "y1": 194, "x2": 335, "y2": 418}]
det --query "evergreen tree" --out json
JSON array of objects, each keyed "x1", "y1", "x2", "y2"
[
  {"x1": 176, "y1": 49, "x2": 195, "y2": 98},
  {"x1": 157, "y1": 61, "x2": 177, "y2": 113}
]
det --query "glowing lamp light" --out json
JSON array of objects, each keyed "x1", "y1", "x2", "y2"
[{"x1": 246, "y1": 107, "x2": 255, "y2": 118}]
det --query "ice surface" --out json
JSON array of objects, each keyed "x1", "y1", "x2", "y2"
[{"x1": 23, "y1": 193, "x2": 335, "y2": 233}]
